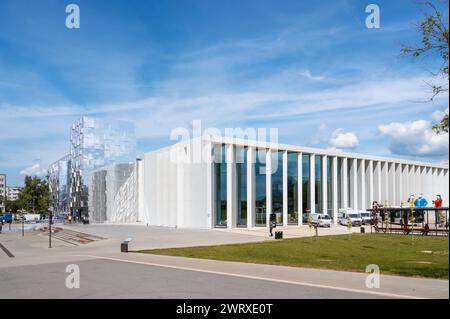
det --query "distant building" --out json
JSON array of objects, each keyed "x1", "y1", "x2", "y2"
[
  {"x1": 49, "y1": 116, "x2": 136, "y2": 218},
  {"x1": 48, "y1": 155, "x2": 71, "y2": 214},
  {"x1": 0, "y1": 174, "x2": 6, "y2": 213},
  {"x1": 6, "y1": 186, "x2": 22, "y2": 201},
  {"x1": 88, "y1": 163, "x2": 136, "y2": 222}
]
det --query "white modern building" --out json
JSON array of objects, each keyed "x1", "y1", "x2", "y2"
[
  {"x1": 6, "y1": 186, "x2": 22, "y2": 201},
  {"x1": 136, "y1": 136, "x2": 449, "y2": 229},
  {"x1": 0, "y1": 174, "x2": 6, "y2": 213}
]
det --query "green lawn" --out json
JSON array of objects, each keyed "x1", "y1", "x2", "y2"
[{"x1": 139, "y1": 234, "x2": 449, "y2": 279}]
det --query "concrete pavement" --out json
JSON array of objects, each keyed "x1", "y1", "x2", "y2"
[{"x1": 0, "y1": 223, "x2": 448, "y2": 299}]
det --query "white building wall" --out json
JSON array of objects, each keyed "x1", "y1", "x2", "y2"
[
  {"x1": 134, "y1": 136, "x2": 448, "y2": 229},
  {"x1": 357, "y1": 159, "x2": 365, "y2": 210},
  {"x1": 142, "y1": 140, "x2": 210, "y2": 229},
  {"x1": 283, "y1": 151, "x2": 288, "y2": 226},
  {"x1": 365, "y1": 160, "x2": 373, "y2": 209},
  {"x1": 374, "y1": 161, "x2": 381, "y2": 203},
  {"x1": 247, "y1": 147, "x2": 255, "y2": 228},
  {"x1": 310, "y1": 154, "x2": 316, "y2": 214},
  {"x1": 266, "y1": 149, "x2": 272, "y2": 226},
  {"x1": 322, "y1": 155, "x2": 328, "y2": 215},
  {"x1": 443, "y1": 169, "x2": 449, "y2": 206},
  {"x1": 332, "y1": 156, "x2": 338, "y2": 224},
  {"x1": 297, "y1": 153, "x2": 303, "y2": 225},
  {"x1": 226, "y1": 144, "x2": 236, "y2": 228},
  {"x1": 342, "y1": 157, "x2": 348, "y2": 209}
]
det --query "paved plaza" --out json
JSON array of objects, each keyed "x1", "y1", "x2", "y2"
[{"x1": 0, "y1": 223, "x2": 448, "y2": 299}]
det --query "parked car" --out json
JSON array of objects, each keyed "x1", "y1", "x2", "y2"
[
  {"x1": 338, "y1": 209, "x2": 362, "y2": 227},
  {"x1": 311, "y1": 213, "x2": 332, "y2": 227},
  {"x1": 359, "y1": 211, "x2": 371, "y2": 225},
  {"x1": 2, "y1": 214, "x2": 13, "y2": 223}
]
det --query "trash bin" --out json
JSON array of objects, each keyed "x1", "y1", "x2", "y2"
[
  {"x1": 121, "y1": 241, "x2": 128, "y2": 253},
  {"x1": 360, "y1": 226, "x2": 365, "y2": 233},
  {"x1": 275, "y1": 231, "x2": 283, "y2": 240}
]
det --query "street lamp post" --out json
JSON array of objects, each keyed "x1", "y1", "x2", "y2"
[{"x1": 49, "y1": 209, "x2": 52, "y2": 248}]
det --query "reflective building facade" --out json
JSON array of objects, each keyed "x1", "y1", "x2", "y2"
[{"x1": 49, "y1": 116, "x2": 136, "y2": 218}]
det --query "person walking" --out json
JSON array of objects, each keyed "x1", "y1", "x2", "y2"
[{"x1": 269, "y1": 212, "x2": 277, "y2": 237}]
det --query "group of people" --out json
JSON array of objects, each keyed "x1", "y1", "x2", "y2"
[{"x1": 406, "y1": 194, "x2": 443, "y2": 208}]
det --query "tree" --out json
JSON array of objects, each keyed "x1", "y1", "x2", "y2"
[
  {"x1": 0, "y1": 194, "x2": 4, "y2": 213},
  {"x1": 401, "y1": 1, "x2": 449, "y2": 133},
  {"x1": 18, "y1": 176, "x2": 49, "y2": 213},
  {"x1": 5, "y1": 199, "x2": 21, "y2": 214}
]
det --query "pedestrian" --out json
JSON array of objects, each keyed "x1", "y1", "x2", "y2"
[
  {"x1": 407, "y1": 195, "x2": 415, "y2": 208},
  {"x1": 269, "y1": 212, "x2": 277, "y2": 237},
  {"x1": 433, "y1": 194, "x2": 443, "y2": 208},
  {"x1": 414, "y1": 194, "x2": 428, "y2": 208}
]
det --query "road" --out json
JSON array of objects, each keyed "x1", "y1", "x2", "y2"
[
  {"x1": 0, "y1": 223, "x2": 448, "y2": 299},
  {"x1": 0, "y1": 258, "x2": 381, "y2": 299}
]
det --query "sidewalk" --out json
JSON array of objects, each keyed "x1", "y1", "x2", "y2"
[{"x1": 78, "y1": 251, "x2": 449, "y2": 299}]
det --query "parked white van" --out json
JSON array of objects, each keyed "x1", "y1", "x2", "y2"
[
  {"x1": 311, "y1": 213, "x2": 332, "y2": 227},
  {"x1": 338, "y1": 209, "x2": 362, "y2": 227}
]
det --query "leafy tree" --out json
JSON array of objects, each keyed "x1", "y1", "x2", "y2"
[
  {"x1": 5, "y1": 199, "x2": 21, "y2": 214},
  {"x1": 0, "y1": 194, "x2": 4, "y2": 213},
  {"x1": 401, "y1": 1, "x2": 449, "y2": 133},
  {"x1": 18, "y1": 176, "x2": 49, "y2": 213}
]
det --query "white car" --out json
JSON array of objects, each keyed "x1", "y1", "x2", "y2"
[
  {"x1": 311, "y1": 213, "x2": 332, "y2": 227},
  {"x1": 359, "y1": 211, "x2": 371, "y2": 225},
  {"x1": 338, "y1": 209, "x2": 362, "y2": 227}
]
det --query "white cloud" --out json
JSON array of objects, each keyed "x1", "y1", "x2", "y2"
[
  {"x1": 299, "y1": 69, "x2": 326, "y2": 81},
  {"x1": 431, "y1": 107, "x2": 449, "y2": 122},
  {"x1": 378, "y1": 120, "x2": 449, "y2": 157},
  {"x1": 20, "y1": 162, "x2": 47, "y2": 177},
  {"x1": 329, "y1": 128, "x2": 359, "y2": 149}
]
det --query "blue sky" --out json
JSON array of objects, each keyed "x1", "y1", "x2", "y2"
[{"x1": 0, "y1": 0, "x2": 448, "y2": 186}]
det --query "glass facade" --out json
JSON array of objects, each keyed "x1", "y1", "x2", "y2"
[
  {"x1": 48, "y1": 155, "x2": 71, "y2": 214},
  {"x1": 327, "y1": 157, "x2": 334, "y2": 217},
  {"x1": 50, "y1": 115, "x2": 136, "y2": 219},
  {"x1": 214, "y1": 144, "x2": 227, "y2": 227},
  {"x1": 271, "y1": 151, "x2": 283, "y2": 225},
  {"x1": 209, "y1": 145, "x2": 424, "y2": 227},
  {"x1": 255, "y1": 149, "x2": 267, "y2": 226},
  {"x1": 302, "y1": 154, "x2": 311, "y2": 223},
  {"x1": 315, "y1": 155, "x2": 323, "y2": 214},
  {"x1": 287, "y1": 152, "x2": 298, "y2": 224},
  {"x1": 68, "y1": 116, "x2": 136, "y2": 218},
  {"x1": 236, "y1": 146, "x2": 247, "y2": 227}
]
